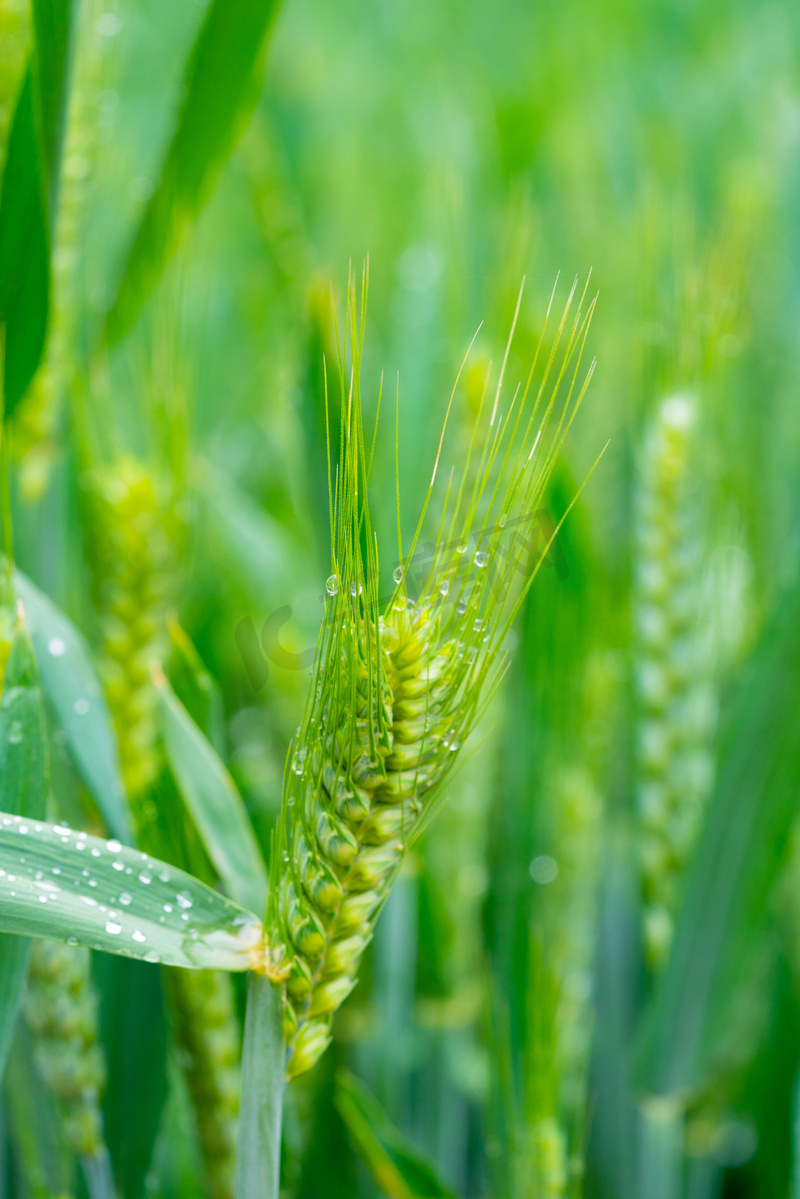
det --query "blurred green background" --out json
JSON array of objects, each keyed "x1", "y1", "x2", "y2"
[{"x1": 5, "y1": 0, "x2": 800, "y2": 1195}]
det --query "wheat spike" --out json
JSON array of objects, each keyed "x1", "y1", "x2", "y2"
[
  {"x1": 24, "y1": 940, "x2": 107, "y2": 1160},
  {"x1": 271, "y1": 271, "x2": 599, "y2": 1078},
  {"x1": 89, "y1": 455, "x2": 177, "y2": 806},
  {"x1": 634, "y1": 395, "x2": 715, "y2": 967},
  {"x1": 163, "y1": 968, "x2": 241, "y2": 1199},
  {"x1": 531, "y1": 1117, "x2": 568, "y2": 1199},
  {"x1": 89, "y1": 454, "x2": 242, "y2": 1199}
]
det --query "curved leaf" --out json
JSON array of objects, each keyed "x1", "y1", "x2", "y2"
[
  {"x1": 197, "y1": 462, "x2": 296, "y2": 605},
  {"x1": 154, "y1": 666, "x2": 267, "y2": 916},
  {"x1": 98, "y1": 955, "x2": 170, "y2": 1199},
  {"x1": 0, "y1": 620, "x2": 48, "y2": 813},
  {"x1": 16, "y1": 571, "x2": 132, "y2": 845},
  {"x1": 336, "y1": 1070, "x2": 459, "y2": 1199},
  {"x1": 0, "y1": 620, "x2": 48, "y2": 1078},
  {"x1": 103, "y1": 0, "x2": 281, "y2": 344},
  {"x1": 0, "y1": 814, "x2": 264, "y2": 971},
  {"x1": 167, "y1": 615, "x2": 225, "y2": 753},
  {"x1": 0, "y1": 0, "x2": 76, "y2": 414},
  {"x1": 0, "y1": 69, "x2": 50, "y2": 414}
]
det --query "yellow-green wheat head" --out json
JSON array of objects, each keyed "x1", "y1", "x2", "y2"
[
  {"x1": 87, "y1": 455, "x2": 180, "y2": 805},
  {"x1": 269, "y1": 271, "x2": 598, "y2": 1080}
]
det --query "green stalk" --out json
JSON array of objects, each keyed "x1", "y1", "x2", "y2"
[
  {"x1": 235, "y1": 976, "x2": 285, "y2": 1199},
  {"x1": 638, "y1": 1101, "x2": 684, "y2": 1199},
  {"x1": 81, "y1": 1150, "x2": 117, "y2": 1199}
]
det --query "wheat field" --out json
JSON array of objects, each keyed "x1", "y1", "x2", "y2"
[{"x1": 0, "y1": 1, "x2": 798, "y2": 1197}]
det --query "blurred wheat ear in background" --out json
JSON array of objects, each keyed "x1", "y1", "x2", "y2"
[{"x1": 634, "y1": 394, "x2": 714, "y2": 970}]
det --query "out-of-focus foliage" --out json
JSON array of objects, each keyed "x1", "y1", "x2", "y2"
[{"x1": 1, "y1": 0, "x2": 800, "y2": 1195}]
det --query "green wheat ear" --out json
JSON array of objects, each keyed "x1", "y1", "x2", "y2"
[
  {"x1": 634, "y1": 394, "x2": 714, "y2": 968},
  {"x1": 269, "y1": 268, "x2": 601, "y2": 1080},
  {"x1": 24, "y1": 940, "x2": 107, "y2": 1160},
  {"x1": 87, "y1": 454, "x2": 242, "y2": 1198}
]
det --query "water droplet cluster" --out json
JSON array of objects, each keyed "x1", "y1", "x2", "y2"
[{"x1": 0, "y1": 816, "x2": 263, "y2": 972}]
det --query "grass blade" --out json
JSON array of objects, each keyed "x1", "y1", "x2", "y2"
[
  {"x1": 153, "y1": 666, "x2": 267, "y2": 915},
  {"x1": 335, "y1": 1070, "x2": 460, "y2": 1199},
  {"x1": 0, "y1": 620, "x2": 48, "y2": 1078},
  {"x1": 29, "y1": 0, "x2": 75, "y2": 195},
  {"x1": 97, "y1": 956, "x2": 169, "y2": 1199},
  {"x1": 636, "y1": 577, "x2": 800, "y2": 1098},
  {"x1": 0, "y1": 69, "x2": 50, "y2": 414},
  {"x1": 0, "y1": 0, "x2": 75, "y2": 414},
  {"x1": 0, "y1": 815, "x2": 265, "y2": 970},
  {"x1": 0, "y1": 621, "x2": 47, "y2": 816},
  {"x1": 196, "y1": 462, "x2": 296, "y2": 606},
  {"x1": 235, "y1": 974, "x2": 285, "y2": 1199},
  {"x1": 167, "y1": 616, "x2": 226, "y2": 754},
  {"x1": 15, "y1": 572, "x2": 132, "y2": 844},
  {"x1": 103, "y1": 0, "x2": 281, "y2": 344}
]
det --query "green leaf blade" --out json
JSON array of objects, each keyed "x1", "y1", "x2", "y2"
[
  {"x1": 0, "y1": 69, "x2": 50, "y2": 415},
  {"x1": 167, "y1": 616, "x2": 226, "y2": 753},
  {"x1": 0, "y1": 618, "x2": 48, "y2": 1077},
  {"x1": 0, "y1": 814, "x2": 264, "y2": 971},
  {"x1": 155, "y1": 669, "x2": 267, "y2": 915},
  {"x1": 16, "y1": 572, "x2": 132, "y2": 845},
  {"x1": 336, "y1": 1070, "x2": 459, "y2": 1199},
  {"x1": 0, "y1": 0, "x2": 76, "y2": 414},
  {"x1": 0, "y1": 620, "x2": 48, "y2": 815},
  {"x1": 103, "y1": 0, "x2": 281, "y2": 344}
]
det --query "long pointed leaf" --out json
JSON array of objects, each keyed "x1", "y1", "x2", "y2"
[
  {"x1": 16, "y1": 571, "x2": 132, "y2": 845},
  {"x1": 0, "y1": 0, "x2": 75, "y2": 414},
  {"x1": 103, "y1": 0, "x2": 281, "y2": 344},
  {"x1": 336, "y1": 1070, "x2": 459, "y2": 1199},
  {"x1": 29, "y1": 0, "x2": 74, "y2": 201},
  {"x1": 0, "y1": 620, "x2": 48, "y2": 1078},
  {"x1": 0, "y1": 69, "x2": 50, "y2": 413},
  {"x1": 154, "y1": 667, "x2": 267, "y2": 915},
  {"x1": 0, "y1": 814, "x2": 264, "y2": 971},
  {"x1": 98, "y1": 956, "x2": 169, "y2": 1199},
  {"x1": 167, "y1": 616, "x2": 225, "y2": 754}
]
